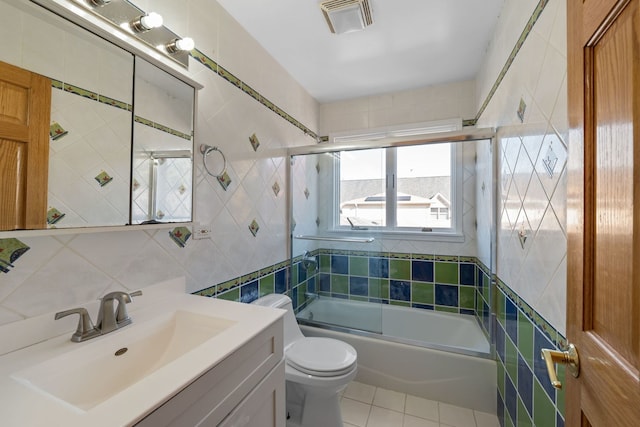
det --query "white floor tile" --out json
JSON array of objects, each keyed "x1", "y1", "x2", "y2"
[
  {"x1": 474, "y1": 411, "x2": 500, "y2": 427},
  {"x1": 439, "y1": 402, "x2": 477, "y2": 427},
  {"x1": 366, "y1": 406, "x2": 404, "y2": 427},
  {"x1": 341, "y1": 397, "x2": 371, "y2": 427},
  {"x1": 404, "y1": 394, "x2": 439, "y2": 421},
  {"x1": 403, "y1": 414, "x2": 440, "y2": 427},
  {"x1": 343, "y1": 381, "x2": 377, "y2": 404},
  {"x1": 372, "y1": 387, "x2": 406, "y2": 412}
]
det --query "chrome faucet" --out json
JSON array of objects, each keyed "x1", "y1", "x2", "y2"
[{"x1": 54, "y1": 290, "x2": 142, "y2": 342}]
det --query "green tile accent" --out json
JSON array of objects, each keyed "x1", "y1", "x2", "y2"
[
  {"x1": 320, "y1": 254, "x2": 330, "y2": 272},
  {"x1": 435, "y1": 306, "x2": 458, "y2": 313},
  {"x1": 435, "y1": 262, "x2": 458, "y2": 284},
  {"x1": 505, "y1": 336, "x2": 519, "y2": 387},
  {"x1": 351, "y1": 296, "x2": 368, "y2": 302},
  {"x1": 389, "y1": 259, "x2": 410, "y2": 280},
  {"x1": 556, "y1": 364, "x2": 566, "y2": 418},
  {"x1": 459, "y1": 286, "x2": 475, "y2": 309},
  {"x1": 297, "y1": 283, "x2": 307, "y2": 307},
  {"x1": 332, "y1": 275, "x2": 348, "y2": 294},
  {"x1": 369, "y1": 278, "x2": 389, "y2": 299},
  {"x1": 390, "y1": 301, "x2": 410, "y2": 307},
  {"x1": 411, "y1": 253, "x2": 434, "y2": 260},
  {"x1": 533, "y1": 379, "x2": 556, "y2": 427},
  {"x1": 349, "y1": 257, "x2": 369, "y2": 277},
  {"x1": 411, "y1": 281, "x2": 434, "y2": 304},
  {"x1": 505, "y1": 411, "x2": 515, "y2": 427},
  {"x1": 435, "y1": 255, "x2": 458, "y2": 262},
  {"x1": 218, "y1": 288, "x2": 239, "y2": 301},
  {"x1": 518, "y1": 310, "x2": 535, "y2": 368},
  {"x1": 517, "y1": 397, "x2": 533, "y2": 427},
  {"x1": 259, "y1": 274, "x2": 274, "y2": 296}
]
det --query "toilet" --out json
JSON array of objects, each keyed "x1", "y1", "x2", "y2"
[{"x1": 252, "y1": 294, "x2": 357, "y2": 427}]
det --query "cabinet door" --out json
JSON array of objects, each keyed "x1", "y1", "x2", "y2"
[{"x1": 217, "y1": 360, "x2": 285, "y2": 427}]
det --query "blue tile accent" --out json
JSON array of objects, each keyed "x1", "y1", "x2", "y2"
[
  {"x1": 459, "y1": 263, "x2": 476, "y2": 285},
  {"x1": 390, "y1": 280, "x2": 410, "y2": 301},
  {"x1": 557, "y1": 412, "x2": 565, "y2": 427},
  {"x1": 482, "y1": 301, "x2": 490, "y2": 333},
  {"x1": 497, "y1": 390, "x2": 505, "y2": 427},
  {"x1": 435, "y1": 284, "x2": 458, "y2": 307},
  {"x1": 411, "y1": 260, "x2": 434, "y2": 282},
  {"x1": 369, "y1": 257, "x2": 389, "y2": 278},
  {"x1": 308, "y1": 276, "x2": 316, "y2": 294},
  {"x1": 517, "y1": 354, "x2": 533, "y2": 417},
  {"x1": 349, "y1": 276, "x2": 369, "y2": 296},
  {"x1": 331, "y1": 293, "x2": 348, "y2": 299},
  {"x1": 298, "y1": 262, "x2": 307, "y2": 283},
  {"x1": 505, "y1": 374, "x2": 517, "y2": 425},
  {"x1": 275, "y1": 269, "x2": 287, "y2": 294},
  {"x1": 460, "y1": 308, "x2": 475, "y2": 316},
  {"x1": 240, "y1": 280, "x2": 258, "y2": 303},
  {"x1": 292, "y1": 287, "x2": 298, "y2": 310},
  {"x1": 331, "y1": 255, "x2": 349, "y2": 274},
  {"x1": 506, "y1": 297, "x2": 518, "y2": 345},
  {"x1": 534, "y1": 327, "x2": 557, "y2": 400},
  {"x1": 412, "y1": 303, "x2": 434, "y2": 310},
  {"x1": 319, "y1": 273, "x2": 331, "y2": 292}
]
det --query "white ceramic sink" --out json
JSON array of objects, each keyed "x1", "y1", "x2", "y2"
[{"x1": 12, "y1": 309, "x2": 236, "y2": 411}]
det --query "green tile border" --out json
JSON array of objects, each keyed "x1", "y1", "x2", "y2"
[
  {"x1": 189, "y1": 48, "x2": 318, "y2": 141},
  {"x1": 474, "y1": 0, "x2": 550, "y2": 123},
  {"x1": 134, "y1": 115, "x2": 192, "y2": 141}
]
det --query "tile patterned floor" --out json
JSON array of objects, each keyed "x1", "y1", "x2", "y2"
[{"x1": 340, "y1": 381, "x2": 500, "y2": 427}]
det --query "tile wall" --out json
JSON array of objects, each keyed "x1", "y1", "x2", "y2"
[
  {"x1": 197, "y1": 251, "x2": 493, "y2": 342},
  {"x1": 0, "y1": 0, "x2": 318, "y2": 325},
  {"x1": 475, "y1": 0, "x2": 568, "y2": 425}
]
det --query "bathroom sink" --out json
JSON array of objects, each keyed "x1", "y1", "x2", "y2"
[{"x1": 11, "y1": 309, "x2": 236, "y2": 411}]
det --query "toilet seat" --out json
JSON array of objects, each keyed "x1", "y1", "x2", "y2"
[{"x1": 286, "y1": 337, "x2": 357, "y2": 377}]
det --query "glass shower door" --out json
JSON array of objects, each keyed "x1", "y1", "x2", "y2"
[{"x1": 290, "y1": 150, "x2": 384, "y2": 334}]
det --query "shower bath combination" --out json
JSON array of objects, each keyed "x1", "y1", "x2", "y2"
[{"x1": 287, "y1": 129, "x2": 497, "y2": 413}]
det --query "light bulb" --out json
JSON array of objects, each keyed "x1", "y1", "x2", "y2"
[
  {"x1": 140, "y1": 12, "x2": 163, "y2": 30},
  {"x1": 166, "y1": 37, "x2": 195, "y2": 53},
  {"x1": 175, "y1": 37, "x2": 195, "y2": 51},
  {"x1": 131, "y1": 12, "x2": 163, "y2": 32}
]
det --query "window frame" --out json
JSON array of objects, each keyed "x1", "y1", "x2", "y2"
[{"x1": 331, "y1": 142, "x2": 463, "y2": 240}]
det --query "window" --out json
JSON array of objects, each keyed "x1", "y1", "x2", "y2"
[{"x1": 334, "y1": 142, "x2": 462, "y2": 235}]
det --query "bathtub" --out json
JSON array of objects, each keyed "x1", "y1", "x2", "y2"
[{"x1": 297, "y1": 297, "x2": 496, "y2": 413}]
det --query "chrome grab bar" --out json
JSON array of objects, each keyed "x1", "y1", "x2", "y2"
[{"x1": 294, "y1": 235, "x2": 375, "y2": 243}]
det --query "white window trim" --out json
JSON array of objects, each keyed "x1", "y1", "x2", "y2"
[{"x1": 328, "y1": 120, "x2": 465, "y2": 242}]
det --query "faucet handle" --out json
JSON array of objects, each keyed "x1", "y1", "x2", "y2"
[
  {"x1": 55, "y1": 308, "x2": 100, "y2": 342},
  {"x1": 115, "y1": 290, "x2": 142, "y2": 324}
]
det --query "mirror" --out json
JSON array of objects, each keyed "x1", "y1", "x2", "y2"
[
  {"x1": 0, "y1": 0, "x2": 194, "y2": 231},
  {"x1": 131, "y1": 58, "x2": 194, "y2": 224}
]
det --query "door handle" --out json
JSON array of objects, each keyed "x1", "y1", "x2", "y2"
[{"x1": 540, "y1": 343, "x2": 580, "y2": 390}]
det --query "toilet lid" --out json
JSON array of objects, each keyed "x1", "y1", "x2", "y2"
[{"x1": 286, "y1": 337, "x2": 357, "y2": 377}]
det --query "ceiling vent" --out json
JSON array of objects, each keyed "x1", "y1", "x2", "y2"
[{"x1": 320, "y1": 0, "x2": 373, "y2": 34}]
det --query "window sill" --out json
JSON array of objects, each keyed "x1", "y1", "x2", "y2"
[{"x1": 325, "y1": 229, "x2": 465, "y2": 243}]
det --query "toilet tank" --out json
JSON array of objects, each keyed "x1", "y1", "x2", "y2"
[{"x1": 252, "y1": 294, "x2": 304, "y2": 346}]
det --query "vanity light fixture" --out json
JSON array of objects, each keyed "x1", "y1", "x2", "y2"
[
  {"x1": 88, "y1": 0, "x2": 111, "y2": 6},
  {"x1": 165, "y1": 37, "x2": 195, "y2": 53},
  {"x1": 130, "y1": 12, "x2": 163, "y2": 33}
]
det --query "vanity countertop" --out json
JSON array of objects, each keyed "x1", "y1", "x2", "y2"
[{"x1": 0, "y1": 279, "x2": 284, "y2": 426}]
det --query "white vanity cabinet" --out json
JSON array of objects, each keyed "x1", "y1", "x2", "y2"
[{"x1": 136, "y1": 318, "x2": 285, "y2": 427}]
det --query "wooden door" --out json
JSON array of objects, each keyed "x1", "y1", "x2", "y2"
[
  {"x1": 567, "y1": 0, "x2": 640, "y2": 425},
  {"x1": 0, "y1": 60, "x2": 51, "y2": 230}
]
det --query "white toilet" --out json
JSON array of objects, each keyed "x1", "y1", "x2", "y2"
[{"x1": 252, "y1": 294, "x2": 357, "y2": 427}]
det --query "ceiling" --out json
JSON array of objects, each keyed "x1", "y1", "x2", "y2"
[{"x1": 216, "y1": 0, "x2": 505, "y2": 103}]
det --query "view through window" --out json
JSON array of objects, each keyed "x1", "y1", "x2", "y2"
[{"x1": 338, "y1": 143, "x2": 453, "y2": 231}]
